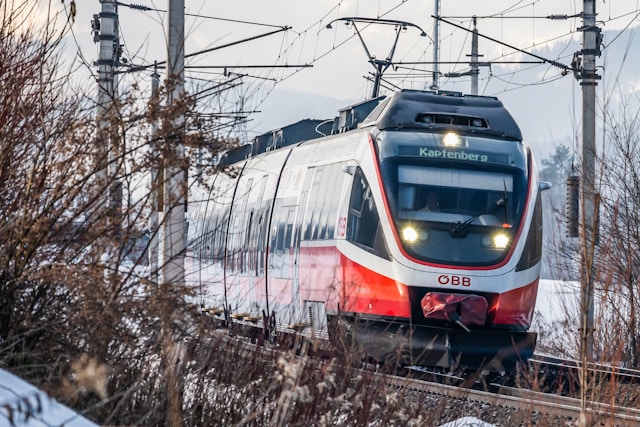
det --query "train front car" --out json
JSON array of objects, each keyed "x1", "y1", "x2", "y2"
[{"x1": 338, "y1": 90, "x2": 543, "y2": 373}]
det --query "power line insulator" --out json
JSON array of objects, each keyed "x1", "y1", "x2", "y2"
[{"x1": 566, "y1": 175, "x2": 580, "y2": 238}]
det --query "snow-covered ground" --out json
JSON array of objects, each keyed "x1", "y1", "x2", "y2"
[
  {"x1": 439, "y1": 418, "x2": 496, "y2": 427},
  {"x1": 0, "y1": 367, "x2": 491, "y2": 427},
  {"x1": 534, "y1": 279, "x2": 580, "y2": 323},
  {"x1": 0, "y1": 368, "x2": 98, "y2": 427},
  {"x1": 0, "y1": 280, "x2": 568, "y2": 426}
]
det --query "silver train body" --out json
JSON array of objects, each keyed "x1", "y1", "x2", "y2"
[{"x1": 187, "y1": 90, "x2": 545, "y2": 371}]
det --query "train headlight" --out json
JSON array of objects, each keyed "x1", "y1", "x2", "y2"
[
  {"x1": 402, "y1": 226, "x2": 419, "y2": 243},
  {"x1": 482, "y1": 233, "x2": 510, "y2": 249},
  {"x1": 443, "y1": 132, "x2": 462, "y2": 147},
  {"x1": 493, "y1": 233, "x2": 509, "y2": 249},
  {"x1": 402, "y1": 226, "x2": 428, "y2": 244}
]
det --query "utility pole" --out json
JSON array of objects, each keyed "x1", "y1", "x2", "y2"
[
  {"x1": 577, "y1": 0, "x2": 600, "y2": 363},
  {"x1": 161, "y1": 0, "x2": 186, "y2": 287},
  {"x1": 149, "y1": 65, "x2": 160, "y2": 284},
  {"x1": 94, "y1": 0, "x2": 119, "y2": 199},
  {"x1": 93, "y1": 0, "x2": 122, "y2": 262},
  {"x1": 469, "y1": 16, "x2": 480, "y2": 95},
  {"x1": 162, "y1": 3, "x2": 186, "y2": 426},
  {"x1": 443, "y1": 16, "x2": 486, "y2": 95},
  {"x1": 431, "y1": 0, "x2": 440, "y2": 90},
  {"x1": 575, "y1": 0, "x2": 601, "y2": 424}
]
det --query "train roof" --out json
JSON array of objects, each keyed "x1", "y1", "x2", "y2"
[
  {"x1": 362, "y1": 90, "x2": 523, "y2": 141},
  {"x1": 234, "y1": 90, "x2": 522, "y2": 164}
]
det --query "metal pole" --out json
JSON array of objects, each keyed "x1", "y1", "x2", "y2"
[
  {"x1": 94, "y1": 0, "x2": 120, "y2": 264},
  {"x1": 163, "y1": 6, "x2": 186, "y2": 422},
  {"x1": 431, "y1": 0, "x2": 440, "y2": 90},
  {"x1": 578, "y1": 0, "x2": 600, "y2": 424},
  {"x1": 580, "y1": 0, "x2": 599, "y2": 365},
  {"x1": 161, "y1": 0, "x2": 185, "y2": 286},
  {"x1": 149, "y1": 65, "x2": 160, "y2": 284},
  {"x1": 470, "y1": 16, "x2": 479, "y2": 95},
  {"x1": 95, "y1": 0, "x2": 118, "y2": 193},
  {"x1": 95, "y1": 0, "x2": 118, "y2": 164}
]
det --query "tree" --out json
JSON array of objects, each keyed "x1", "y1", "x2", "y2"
[
  {"x1": 0, "y1": 2, "x2": 226, "y2": 424},
  {"x1": 539, "y1": 144, "x2": 574, "y2": 279},
  {"x1": 593, "y1": 95, "x2": 640, "y2": 367},
  {"x1": 540, "y1": 144, "x2": 574, "y2": 192}
]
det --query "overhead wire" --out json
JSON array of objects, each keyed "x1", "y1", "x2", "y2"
[
  {"x1": 87, "y1": 0, "x2": 640, "y2": 140},
  {"x1": 62, "y1": 0, "x2": 97, "y2": 79},
  {"x1": 185, "y1": 0, "x2": 637, "y2": 130},
  {"x1": 218, "y1": 0, "x2": 413, "y2": 120},
  {"x1": 469, "y1": 5, "x2": 640, "y2": 95},
  {"x1": 600, "y1": 8, "x2": 640, "y2": 51}
]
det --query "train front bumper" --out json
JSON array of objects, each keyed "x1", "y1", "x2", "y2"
[{"x1": 336, "y1": 317, "x2": 536, "y2": 373}]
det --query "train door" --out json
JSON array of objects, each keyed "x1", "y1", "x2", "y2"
[
  {"x1": 267, "y1": 200, "x2": 295, "y2": 324},
  {"x1": 266, "y1": 163, "x2": 318, "y2": 329},
  {"x1": 249, "y1": 174, "x2": 267, "y2": 283},
  {"x1": 291, "y1": 166, "x2": 316, "y2": 325},
  {"x1": 297, "y1": 163, "x2": 346, "y2": 331}
]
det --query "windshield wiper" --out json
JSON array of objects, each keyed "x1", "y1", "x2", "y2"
[{"x1": 450, "y1": 197, "x2": 507, "y2": 236}]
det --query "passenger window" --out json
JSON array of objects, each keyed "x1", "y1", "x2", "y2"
[{"x1": 347, "y1": 168, "x2": 390, "y2": 259}]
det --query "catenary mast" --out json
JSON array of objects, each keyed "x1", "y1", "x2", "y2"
[
  {"x1": 431, "y1": 0, "x2": 440, "y2": 90},
  {"x1": 575, "y1": 0, "x2": 600, "y2": 424},
  {"x1": 161, "y1": 0, "x2": 186, "y2": 286}
]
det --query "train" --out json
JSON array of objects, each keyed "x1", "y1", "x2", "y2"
[{"x1": 186, "y1": 89, "x2": 547, "y2": 372}]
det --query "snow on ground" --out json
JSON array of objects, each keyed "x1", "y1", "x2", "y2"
[
  {"x1": 438, "y1": 417, "x2": 496, "y2": 427},
  {"x1": 0, "y1": 368, "x2": 98, "y2": 427},
  {"x1": 534, "y1": 279, "x2": 580, "y2": 323},
  {"x1": 0, "y1": 279, "x2": 566, "y2": 426}
]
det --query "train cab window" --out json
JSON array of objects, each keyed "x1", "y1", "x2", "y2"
[
  {"x1": 377, "y1": 130, "x2": 530, "y2": 267},
  {"x1": 516, "y1": 192, "x2": 543, "y2": 271},
  {"x1": 347, "y1": 167, "x2": 390, "y2": 259}
]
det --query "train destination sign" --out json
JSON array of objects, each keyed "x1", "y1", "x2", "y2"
[
  {"x1": 396, "y1": 145, "x2": 510, "y2": 165},
  {"x1": 420, "y1": 148, "x2": 488, "y2": 162}
]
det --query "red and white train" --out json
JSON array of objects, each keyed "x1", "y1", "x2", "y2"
[{"x1": 187, "y1": 90, "x2": 546, "y2": 372}]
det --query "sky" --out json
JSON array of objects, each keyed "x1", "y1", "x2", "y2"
[{"x1": 55, "y1": 0, "x2": 640, "y2": 159}]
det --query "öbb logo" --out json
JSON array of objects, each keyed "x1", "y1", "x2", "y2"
[{"x1": 437, "y1": 274, "x2": 471, "y2": 287}]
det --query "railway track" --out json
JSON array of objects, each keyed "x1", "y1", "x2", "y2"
[
  {"x1": 198, "y1": 312, "x2": 640, "y2": 425},
  {"x1": 529, "y1": 354, "x2": 640, "y2": 385},
  {"x1": 383, "y1": 371, "x2": 640, "y2": 426}
]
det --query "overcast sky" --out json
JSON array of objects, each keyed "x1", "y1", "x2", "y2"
[{"x1": 57, "y1": 0, "x2": 640, "y2": 158}]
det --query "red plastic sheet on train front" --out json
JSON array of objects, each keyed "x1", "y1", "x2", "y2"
[{"x1": 421, "y1": 292, "x2": 488, "y2": 326}]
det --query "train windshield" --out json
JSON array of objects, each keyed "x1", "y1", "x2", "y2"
[{"x1": 377, "y1": 131, "x2": 528, "y2": 266}]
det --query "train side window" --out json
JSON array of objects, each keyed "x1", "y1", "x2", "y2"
[
  {"x1": 217, "y1": 209, "x2": 229, "y2": 263},
  {"x1": 257, "y1": 204, "x2": 269, "y2": 275},
  {"x1": 242, "y1": 210, "x2": 253, "y2": 274},
  {"x1": 325, "y1": 164, "x2": 341, "y2": 238},
  {"x1": 276, "y1": 222, "x2": 285, "y2": 252},
  {"x1": 516, "y1": 192, "x2": 543, "y2": 271},
  {"x1": 269, "y1": 205, "x2": 282, "y2": 249},
  {"x1": 216, "y1": 214, "x2": 225, "y2": 261},
  {"x1": 305, "y1": 168, "x2": 323, "y2": 240},
  {"x1": 229, "y1": 214, "x2": 241, "y2": 272},
  {"x1": 269, "y1": 204, "x2": 294, "y2": 278},
  {"x1": 347, "y1": 167, "x2": 390, "y2": 259},
  {"x1": 284, "y1": 209, "x2": 294, "y2": 250},
  {"x1": 212, "y1": 218, "x2": 220, "y2": 259}
]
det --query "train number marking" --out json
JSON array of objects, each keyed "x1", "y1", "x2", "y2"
[
  {"x1": 437, "y1": 274, "x2": 471, "y2": 287},
  {"x1": 337, "y1": 216, "x2": 347, "y2": 238}
]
